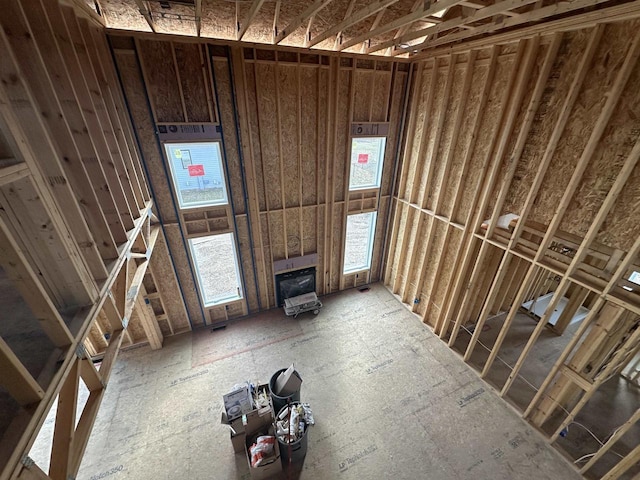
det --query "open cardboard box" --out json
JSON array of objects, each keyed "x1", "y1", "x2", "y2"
[
  {"x1": 222, "y1": 384, "x2": 273, "y2": 454},
  {"x1": 274, "y1": 364, "x2": 302, "y2": 396},
  {"x1": 245, "y1": 425, "x2": 282, "y2": 480}
]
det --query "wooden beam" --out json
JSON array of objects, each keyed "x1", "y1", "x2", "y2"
[
  {"x1": 0, "y1": 337, "x2": 44, "y2": 406},
  {"x1": 134, "y1": 289, "x2": 163, "y2": 350},
  {"x1": 0, "y1": 163, "x2": 29, "y2": 186},
  {"x1": 274, "y1": 0, "x2": 334, "y2": 44},
  {"x1": 49, "y1": 359, "x2": 79, "y2": 480},
  {"x1": 602, "y1": 443, "x2": 640, "y2": 480},
  {"x1": 460, "y1": 34, "x2": 561, "y2": 353},
  {"x1": 133, "y1": 0, "x2": 156, "y2": 32},
  {"x1": 238, "y1": 0, "x2": 266, "y2": 40},
  {"x1": 376, "y1": 0, "x2": 539, "y2": 55},
  {"x1": 410, "y1": 0, "x2": 616, "y2": 57},
  {"x1": 580, "y1": 408, "x2": 640, "y2": 473},
  {"x1": 338, "y1": 0, "x2": 466, "y2": 51},
  {"x1": 195, "y1": 0, "x2": 202, "y2": 37},
  {"x1": 0, "y1": 217, "x2": 74, "y2": 348},
  {"x1": 333, "y1": 0, "x2": 357, "y2": 48},
  {"x1": 433, "y1": 45, "x2": 498, "y2": 334},
  {"x1": 308, "y1": 0, "x2": 399, "y2": 48},
  {"x1": 493, "y1": 28, "x2": 640, "y2": 386}
]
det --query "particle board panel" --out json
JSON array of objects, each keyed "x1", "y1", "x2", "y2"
[
  {"x1": 353, "y1": 70, "x2": 374, "y2": 122},
  {"x1": 285, "y1": 207, "x2": 302, "y2": 258},
  {"x1": 173, "y1": 43, "x2": 213, "y2": 123},
  {"x1": 278, "y1": 65, "x2": 301, "y2": 209},
  {"x1": 415, "y1": 62, "x2": 448, "y2": 207},
  {"x1": 235, "y1": 216, "x2": 259, "y2": 313},
  {"x1": 300, "y1": 66, "x2": 319, "y2": 206},
  {"x1": 212, "y1": 57, "x2": 246, "y2": 216},
  {"x1": 302, "y1": 206, "x2": 318, "y2": 254},
  {"x1": 596, "y1": 163, "x2": 640, "y2": 252},
  {"x1": 242, "y1": 60, "x2": 267, "y2": 212},
  {"x1": 113, "y1": 47, "x2": 178, "y2": 224},
  {"x1": 455, "y1": 56, "x2": 514, "y2": 226},
  {"x1": 381, "y1": 69, "x2": 407, "y2": 197},
  {"x1": 255, "y1": 63, "x2": 283, "y2": 211},
  {"x1": 331, "y1": 203, "x2": 344, "y2": 292},
  {"x1": 500, "y1": 30, "x2": 590, "y2": 220},
  {"x1": 334, "y1": 69, "x2": 351, "y2": 203},
  {"x1": 419, "y1": 219, "x2": 448, "y2": 326},
  {"x1": 164, "y1": 224, "x2": 205, "y2": 327},
  {"x1": 371, "y1": 71, "x2": 392, "y2": 123},
  {"x1": 426, "y1": 63, "x2": 466, "y2": 212},
  {"x1": 136, "y1": 39, "x2": 185, "y2": 123},
  {"x1": 401, "y1": 66, "x2": 431, "y2": 203},
  {"x1": 150, "y1": 231, "x2": 190, "y2": 332},
  {"x1": 483, "y1": 44, "x2": 549, "y2": 224},
  {"x1": 441, "y1": 64, "x2": 488, "y2": 218},
  {"x1": 559, "y1": 55, "x2": 640, "y2": 245},
  {"x1": 529, "y1": 21, "x2": 636, "y2": 227}
]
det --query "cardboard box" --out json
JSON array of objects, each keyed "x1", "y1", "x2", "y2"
[
  {"x1": 274, "y1": 365, "x2": 303, "y2": 396},
  {"x1": 231, "y1": 432, "x2": 246, "y2": 454},
  {"x1": 222, "y1": 384, "x2": 274, "y2": 454},
  {"x1": 223, "y1": 383, "x2": 253, "y2": 422},
  {"x1": 245, "y1": 425, "x2": 282, "y2": 480}
]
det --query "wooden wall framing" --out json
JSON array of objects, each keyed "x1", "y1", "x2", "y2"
[
  {"x1": 0, "y1": 1, "x2": 186, "y2": 479},
  {"x1": 385, "y1": 18, "x2": 640, "y2": 480},
  {"x1": 110, "y1": 35, "x2": 409, "y2": 325}
]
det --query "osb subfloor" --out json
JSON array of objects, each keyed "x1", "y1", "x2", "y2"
[{"x1": 30, "y1": 284, "x2": 583, "y2": 479}]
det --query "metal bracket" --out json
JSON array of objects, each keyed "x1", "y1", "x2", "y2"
[
  {"x1": 122, "y1": 317, "x2": 129, "y2": 329},
  {"x1": 20, "y1": 455, "x2": 35, "y2": 468}
]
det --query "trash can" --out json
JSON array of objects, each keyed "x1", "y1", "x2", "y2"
[
  {"x1": 276, "y1": 403, "x2": 309, "y2": 464},
  {"x1": 269, "y1": 368, "x2": 301, "y2": 414}
]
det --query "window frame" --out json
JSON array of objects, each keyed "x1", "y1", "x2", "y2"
[
  {"x1": 347, "y1": 136, "x2": 387, "y2": 192},
  {"x1": 188, "y1": 232, "x2": 244, "y2": 307},
  {"x1": 343, "y1": 211, "x2": 378, "y2": 275},
  {"x1": 163, "y1": 140, "x2": 229, "y2": 210}
]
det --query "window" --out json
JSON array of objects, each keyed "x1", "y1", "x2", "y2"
[
  {"x1": 164, "y1": 142, "x2": 228, "y2": 209},
  {"x1": 623, "y1": 271, "x2": 640, "y2": 291},
  {"x1": 343, "y1": 212, "x2": 377, "y2": 274},
  {"x1": 349, "y1": 137, "x2": 386, "y2": 191},
  {"x1": 189, "y1": 233, "x2": 243, "y2": 306}
]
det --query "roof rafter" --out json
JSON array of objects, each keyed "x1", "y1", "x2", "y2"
[
  {"x1": 133, "y1": 0, "x2": 156, "y2": 32},
  {"x1": 409, "y1": 0, "x2": 618, "y2": 58},
  {"x1": 195, "y1": 0, "x2": 202, "y2": 36},
  {"x1": 374, "y1": 0, "x2": 539, "y2": 55},
  {"x1": 334, "y1": 0, "x2": 358, "y2": 48},
  {"x1": 274, "y1": 0, "x2": 334, "y2": 44},
  {"x1": 308, "y1": 0, "x2": 399, "y2": 48},
  {"x1": 238, "y1": 0, "x2": 266, "y2": 40},
  {"x1": 338, "y1": 0, "x2": 467, "y2": 51}
]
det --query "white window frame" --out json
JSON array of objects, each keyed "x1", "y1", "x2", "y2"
[
  {"x1": 348, "y1": 136, "x2": 387, "y2": 191},
  {"x1": 343, "y1": 211, "x2": 377, "y2": 274},
  {"x1": 163, "y1": 141, "x2": 229, "y2": 209},
  {"x1": 188, "y1": 233, "x2": 244, "y2": 307}
]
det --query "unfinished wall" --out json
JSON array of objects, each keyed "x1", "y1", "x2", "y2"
[
  {"x1": 111, "y1": 35, "x2": 408, "y2": 326},
  {"x1": 0, "y1": 1, "x2": 186, "y2": 478},
  {"x1": 386, "y1": 20, "x2": 640, "y2": 480}
]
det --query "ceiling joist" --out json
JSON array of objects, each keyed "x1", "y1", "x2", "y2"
[
  {"x1": 195, "y1": 0, "x2": 202, "y2": 36},
  {"x1": 374, "y1": 0, "x2": 540, "y2": 55},
  {"x1": 133, "y1": 0, "x2": 156, "y2": 32},
  {"x1": 308, "y1": 0, "x2": 399, "y2": 48},
  {"x1": 409, "y1": 0, "x2": 621, "y2": 57},
  {"x1": 338, "y1": 0, "x2": 466, "y2": 51},
  {"x1": 274, "y1": 0, "x2": 334, "y2": 44},
  {"x1": 237, "y1": 0, "x2": 266, "y2": 41}
]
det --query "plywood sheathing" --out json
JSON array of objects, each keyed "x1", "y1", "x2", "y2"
[{"x1": 385, "y1": 19, "x2": 640, "y2": 480}]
